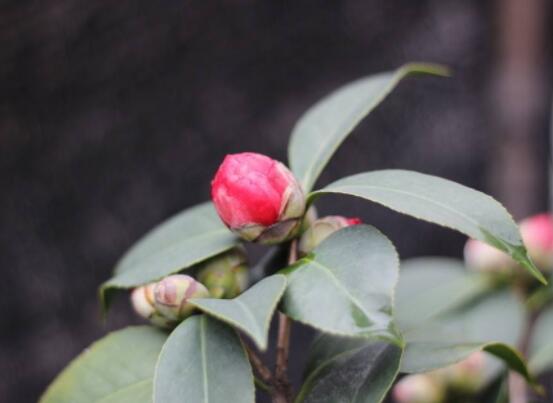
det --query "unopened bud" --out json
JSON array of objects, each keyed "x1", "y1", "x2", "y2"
[
  {"x1": 393, "y1": 374, "x2": 445, "y2": 403},
  {"x1": 520, "y1": 213, "x2": 553, "y2": 273},
  {"x1": 130, "y1": 284, "x2": 173, "y2": 328},
  {"x1": 298, "y1": 215, "x2": 361, "y2": 255},
  {"x1": 211, "y1": 152, "x2": 306, "y2": 244},
  {"x1": 438, "y1": 352, "x2": 487, "y2": 395},
  {"x1": 153, "y1": 275, "x2": 210, "y2": 321},
  {"x1": 197, "y1": 248, "x2": 249, "y2": 298},
  {"x1": 463, "y1": 238, "x2": 515, "y2": 274}
]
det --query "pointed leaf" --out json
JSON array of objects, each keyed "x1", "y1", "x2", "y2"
[
  {"x1": 281, "y1": 225, "x2": 401, "y2": 344},
  {"x1": 528, "y1": 303, "x2": 553, "y2": 374},
  {"x1": 153, "y1": 315, "x2": 254, "y2": 403},
  {"x1": 100, "y1": 202, "x2": 238, "y2": 309},
  {"x1": 297, "y1": 336, "x2": 402, "y2": 403},
  {"x1": 190, "y1": 275, "x2": 287, "y2": 350},
  {"x1": 288, "y1": 63, "x2": 448, "y2": 192},
  {"x1": 40, "y1": 326, "x2": 167, "y2": 403},
  {"x1": 311, "y1": 170, "x2": 546, "y2": 284}
]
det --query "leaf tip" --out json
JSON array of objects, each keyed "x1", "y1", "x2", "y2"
[{"x1": 401, "y1": 62, "x2": 451, "y2": 78}]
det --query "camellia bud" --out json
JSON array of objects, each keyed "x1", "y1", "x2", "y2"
[
  {"x1": 153, "y1": 274, "x2": 210, "y2": 321},
  {"x1": 298, "y1": 215, "x2": 361, "y2": 255},
  {"x1": 463, "y1": 238, "x2": 515, "y2": 274},
  {"x1": 211, "y1": 152, "x2": 306, "y2": 244},
  {"x1": 519, "y1": 213, "x2": 553, "y2": 273},
  {"x1": 439, "y1": 351, "x2": 487, "y2": 395},
  {"x1": 196, "y1": 248, "x2": 249, "y2": 299},
  {"x1": 130, "y1": 284, "x2": 173, "y2": 328},
  {"x1": 392, "y1": 374, "x2": 445, "y2": 403}
]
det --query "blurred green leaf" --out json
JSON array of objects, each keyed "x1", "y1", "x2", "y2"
[
  {"x1": 153, "y1": 315, "x2": 254, "y2": 403},
  {"x1": 396, "y1": 257, "x2": 491, "y2": 330},
  {"x1": 529, "y1": 303, "x2": 553, "y2": 375},
  {"x1": 400, "y1": 290, "x2": 532, "y2": 384},
  {"x1": 311, "y1": 170, "x2": 546, "y2": 284},
  {"x1": 282, "y1": 225, "x2": 401, "y2": 344},
  {"x1": 296, "y1": 336, "x2": 402, "y2": 403},
  {"x1": 288, "y1": 63, "x2": 448, "y2": 192},
  {"x1": 100, "y1": 202, "x2": 238, "y2": 310},
  {"x1": 190, "y1": 274, "x2": 287, "y2": 350},
  {"x1": 40, "y1": 326, "x2": 167, "y2": 403}
]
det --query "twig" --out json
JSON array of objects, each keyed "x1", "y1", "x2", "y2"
[
  {"x1": 272, "y1": 239, "x2": 297, "y2": 403},
  {"x1": 244, "y1": 343, "x2": 273, "y2": 384}
]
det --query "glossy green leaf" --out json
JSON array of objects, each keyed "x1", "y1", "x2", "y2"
[
  {"x1": 311, "y1": 170, "x2": 546, "y2": 284},
  {"x1": 153, "y1": 315, "x2": 254, "y2": 403},
  {"x1": 529, "y1": 303, "x2": 553, "y2": 374},
  {"x1": 40, "y1": 326, "x2": 167, "y2": 403},
  {"x1": 288, "y1": 63, "x2": 448, "y2": 192},
  {"x1": 100, "y1": 202, "x2": 238, "y2": 309},
  {"x1": 396, "y1": 257, "x2": 491, "y2": 331},
  {"x1": 296, "y1": 336, "x2": 402, "y2": 403},
  {"x1": 282, "y1": 225, "x2": 401, "y2": 344},
  {"x1": 190, "y1": 275, "x2": 287, "y2": 350},
  {"x1": 400, "y1": 290, "x2": 531, "y2": 383}
]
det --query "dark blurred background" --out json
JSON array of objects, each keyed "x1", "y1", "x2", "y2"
[{"x1": 1, "y1": 1, "x2": 552, "y2": 402}]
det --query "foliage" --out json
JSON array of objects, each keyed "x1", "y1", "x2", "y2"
[{"x1": 41, "y1": 64, "x2": 552, "y2": 403}]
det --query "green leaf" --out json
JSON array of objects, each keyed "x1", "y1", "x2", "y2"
[
  {"x1": 100, "y1": 202, "x2": 238, "y2": 310},
  {"x1": 153, "y1": 315, "x2": 254, "y2": 403},
  {"x1": 296, "y1": 336, "x2": 402, "y2": 403},
  {"x1": 288, "y1": 63, "x2": 448, "y2": 192},
  {"x1": 40, "y1": 326, "x2": 167, "y2": 403},
  {"x1": 528, "y1": 303, "x2": 553, "y2": 375},
  {"x1": 190, "y1": 274, "x2": 287, "y2": 350},
  {"x1": 311, "y1": 169, "x2": 546, "y2": 284},
  {"x1": 396, "y1": 257, "x2": 491, "y2": 331},
  {"x1": 400, "y1": 290, "x2": 532, "y2": 383},
  {"x1": 281, "y1": 225, "x2": 401, "y2": 344}
]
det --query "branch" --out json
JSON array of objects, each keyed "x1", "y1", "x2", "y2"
[{"x1": 272, "y1": 239, "x2": 297, "y2": 403}]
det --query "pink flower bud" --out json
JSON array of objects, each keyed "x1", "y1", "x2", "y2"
[
  {"x1": 211, "y1": 152, "x2": 306, "y2": 244},
  {"x1": 393, "y1": 374, "x2": 445, "y2": 403},
  {"x1": 130, "y1": 284, "x2": 174, "y2": 328},
  {"x1": 439, "y1": 352, "x2": 487, "y2": 394},
  {"x1": 153, "y1": 275, "x2": 210, "y2": 321},
  {"x1": 298, "y1": 215, "x2": 362, "y2": 255},
  {"x1": 463, "y1": 238, "x2": 515, "y2": 274},
  {"x1": 519, "y1": 213, "x2": 553, "y2": 273}
]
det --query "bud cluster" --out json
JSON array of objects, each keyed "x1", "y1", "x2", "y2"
[
  {"x1": 130, "y1": 248, "x2": 250, "y2": 328},
  {"x1": 393, "y1": 352, "x2": 488, "y2": 403}
]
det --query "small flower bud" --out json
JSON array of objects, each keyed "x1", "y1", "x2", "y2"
[
  {"x1": 197, "y1": 248, "x2": 249, "y2": 299},
  {"x1": 298, "y1": 215, "x2": 361, "y2": 255},
  {"x1": 439, "y1": 352, "x2": 487, "y2": 395},
  {"x1": 130, "y1": 284, "x2": 173, "y2": 328},
  {"x1": 463, "y1": 238, "x2": 515, "y2": 274},
  {"x1": 393, "y1": 374, "x2": 445, "y2": 403},
  {"x1": 153, "y1": 275, "x2": 210, "y2": 321},
  {"x1": 520, "y1": 213, "x2": 553, "y2": 273},
  {"x1": 211, "y1": 152, "x2": 306, "y2": 244}
]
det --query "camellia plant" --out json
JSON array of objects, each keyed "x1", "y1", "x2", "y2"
[{"x1": 40, "y1": 63, "x2": 553, "y2": 403}]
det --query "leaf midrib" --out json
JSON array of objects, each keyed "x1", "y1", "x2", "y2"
[
  {"x1": 200, "y1": 317, "x2": 209, "y2": 403},
  {"x1": 95, "y1": 378, "x2": 151, "y2": 403},
  {"x1": 325, "y1": 183, "x2": 482, "y2": 234},
  {"x1": 306, "y1": 259, "x2": 370, "y2": 322}
]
